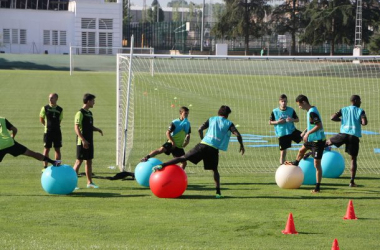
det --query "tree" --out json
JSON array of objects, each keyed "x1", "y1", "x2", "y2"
[
  {"x1": 368, "y1": 31, "x2": 380, "y2": 54},
  {"x1": 271, "y1": 0, "x2": 308, "y2": 55},
  {"x1": 146, "y1": 0, "x2": 165, "y2": 23},
  {"x1": 167, "y1": 0, "x2": 188, "y2": 7},
  {"x1": 122, "y1": 0, "x2": 131, "y2": 39},
  {"x1": 212, "y1": 0, "x2": 271, "y2": 55},
  {"x1": 300, "y1": 0, "x2": 354, "y2": 55}
]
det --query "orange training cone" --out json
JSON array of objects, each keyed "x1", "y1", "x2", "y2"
[
  {"x1": 331, "y1": 238, "x2": 340, "y2": 250},
  {"x1": 282, "y1": 213, "x2": 298, "y2": 234},
  {"x1": 343, "y1": 200, "x2": 358, "y2": 220}
]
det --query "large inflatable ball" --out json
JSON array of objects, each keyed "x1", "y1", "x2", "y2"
[
  {"x1": 321, "y1": 151, "x2": 345, "y2": 178},
  {"x1": 135, "y1": 158, "x2": 163, "y2": 187},
  {"x1": 41, "y1": 165, "x2": 78, "y2": 195},
  {"x1": 275, "y1": 164, "x2": 304, "y2": 189},
  {"x1": 149, "y1": 164, "x2": 187, "y2": 198},
  {"x1": 299, "y1": 158, "x2": 317, "y2": 185}
]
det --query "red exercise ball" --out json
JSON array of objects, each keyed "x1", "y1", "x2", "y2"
[{"x1": 149, "y1": 164, "x2": 188, "y2": 198}]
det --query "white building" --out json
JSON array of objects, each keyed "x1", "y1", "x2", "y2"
[{"x1": 0, "y1": 0, "x2": 122, "y2": 54}]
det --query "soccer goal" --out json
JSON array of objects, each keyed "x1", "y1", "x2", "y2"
[
  {"x1": 69, "y1": 46, "x2": 153, "y2": 74},
  {"x1": 117, "y1": 54, "x2": 380, "y2": 174}
]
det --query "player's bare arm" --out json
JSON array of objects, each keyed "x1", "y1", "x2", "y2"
[
  {"x1": 93, "y1": 126, "x2": 103, "y2": 136},
  {"x1": 75, "y1": 124, "x2": 90, "y2": 149},
  {"x1": 182, "y1": 134, "x2": 190, "y2": 148}
]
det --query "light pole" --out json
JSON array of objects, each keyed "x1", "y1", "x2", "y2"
[{"x1": 200, "y1": 0, "x2": 205, "y2": 52}]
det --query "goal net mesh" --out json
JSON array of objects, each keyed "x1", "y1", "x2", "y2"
[{"x1": 117, "y1": 55, "x2": 380, "y2": 174}]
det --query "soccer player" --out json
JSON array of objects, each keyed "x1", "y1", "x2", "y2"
[
  {"x1": 269, "y1": 94, "x2": 302, "y2": 164},
  {"x1": 152, "y1": 105, "x2": 245, "y2": 198},
  {"x1": 73, "y1": 93, "x2": 103, "y2": 189},
  {"x1": 0, "y1": 117, "x2": 59, "y2": 166},
  {"x1": 40, "y1": 93, "x2": 63, "y2": 170},
  {"x1": 141, "y1": 106, "x2": 191, "y2": 170},
  {"x1": 326, "y1": 95, "x2": 368, "y2": 187},
  {"x1": 286, "y1": 95, "x2": 326, "y2": 193}
]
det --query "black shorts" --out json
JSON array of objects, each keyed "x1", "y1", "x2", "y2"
[
  {"x1": 184, "y1": 143, "x2": 219, "y2": 170},
  {"x1": 162, "y1": 142, "x2": 185, "y2": 157},
  {"x1": 76, "y1": 143, "x2": 94, "y2": 160},
  {"x1": 0, "y1": 141, "x2": 27, "y2": 162},
  {"x1": 329, "y1": 133, "x2": 360, "y2": 157},
  {"x1": 44, "y1": 130, "x2": 62, "y2": 148},
  {"x1": 279, "y1": 129, "x2": 302, "y2": 150},
  {"x1": 304, "y1": 140, "x2": 326, "y2": 160}
]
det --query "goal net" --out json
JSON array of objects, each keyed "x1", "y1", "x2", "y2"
[
  {"x1": 69, "y1": 46, "x2": 153, "y2": 74},
  {"x1": 117, "y1": 54, "x2": 380, "y2": 174}
]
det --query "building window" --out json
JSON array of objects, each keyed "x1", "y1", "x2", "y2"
[
  {"x1": 43, "y1": 30, "x2": 50, "y2": 45},
  {"x1": 99, "y1": 19, "x2": 113, "y2": 30},
  {"x1": 81, "y1": 32, "x2": 96, "y2": 54},
  {"x1": 3, "y1": 29, "x2": 10, "y2": 43},
  {"x1": 12, "y1": 29, "x2": 18, "y2": 44},
  {"x1": 52, "y1": 30, "x2": 58, "y2": 45},
  {"x1": 20, "y1": 29, "x2": 27, "y2": 44},
  {"x1": 60, "y1": 31, "x2": 66, "y2": 45},
  {"x1": 99, "y1": 32, "x2": 113, "y2": 54},
  {"x1": 81, "y1": 18, "x2": 96, "y2": 29}
]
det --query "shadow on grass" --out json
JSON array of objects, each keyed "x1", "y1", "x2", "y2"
[
  {"x1": 0, "y1": 58, "x2": 70, "y2": 71},
  {"x1": 70, "y1": 192, "x2": 148, "y2": 198}
]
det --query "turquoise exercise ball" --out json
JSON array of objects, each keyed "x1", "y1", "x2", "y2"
[
  {"x1": 299, "y1": 158, "x2": 317, "y2": 185},
  {"x1": 41, "y1": 165, "x2": 78, "y2": 195},
  {"x1": 322, "y1": 151, "x2": 345, "y2": 178},
  {"x1": 135, "y1": 158, "x2": 162, "y2": 187}
]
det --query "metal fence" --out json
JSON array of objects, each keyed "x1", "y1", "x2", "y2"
[{"x1": 125, "y1": 21, "x2": 368, "y2": 55}]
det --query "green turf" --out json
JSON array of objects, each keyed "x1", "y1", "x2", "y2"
[
  {"x1": 0, "y1": 69, "x2": 380, "y2": 249},
  {"x1": 0, "y1": 70, "x2": 380, "y2": 250}
]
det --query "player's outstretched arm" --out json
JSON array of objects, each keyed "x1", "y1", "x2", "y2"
[
  {"x1": 198, "y1": 120, "x2": 209, "y2": 140},
  {"x1": 182, "y1": 134, "x2": 190, "y2": 148},
  {"x1": 232, "y1": 130, "x2": 245, "y2": 155},
  {"x1": 331, "y1": 110, "x2": 342, "y2": 122}
]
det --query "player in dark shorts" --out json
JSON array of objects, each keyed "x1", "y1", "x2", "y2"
[
  {"x1": 152, "y1": 106, "x2": 245, "y2": 198},
  {"x1": 286, "y1": 95, "x2": 326, "y2": 193},
  {"x1": 269, "y1": 94, "x2": 302, "y2": 164},
  {"x1": 326, "y1": 95, "x2": 368, "y2": 187},
  {"x1": 73, "y1": 93, "x2": 103, "y2": 189},
  {"x1": 0, "y1": 117, "x2": 59, "y2": 166},
  {"x1": 40, "y1": 93, "x2": 63, "y2": 170},
  {"x1": 141, "y1": 107, "x2": 191, "y2": 169}
]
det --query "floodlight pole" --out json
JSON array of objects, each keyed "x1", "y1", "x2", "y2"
[{"x1": 201, "y1": 0, "x2": 205, "y2": 52}]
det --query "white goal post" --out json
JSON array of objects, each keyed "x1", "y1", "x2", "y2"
[{"x1": 117, "y1": 54, "x2": 380, "y2": 174}]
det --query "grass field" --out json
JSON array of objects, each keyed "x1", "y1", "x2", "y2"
[{"x1": 0, "y1": 63, "x2": 380, "y2": 249}]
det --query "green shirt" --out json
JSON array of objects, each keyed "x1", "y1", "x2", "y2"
[
  {"x1": 40, "y1": 105, "x2": 63, "y2": 133},
  {"x1": 0, "y1": 117, "x2": 15, "y2": 150}
]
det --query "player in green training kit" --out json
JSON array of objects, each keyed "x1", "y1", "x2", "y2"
[
  {"x1": 141, "y1": 106, "x2": 191, "y2": 169},
  {"x1": 326, "y1": 95, "x2": 368, "y2": 187},
  {"x1": 269, "y1": 94, "x2": 302, "y2": 164},
  {"x1": 73, "y1": 93, "x2": 103, "y2": 189},
  {"x1": 286, "y1": 95, "x2": 326, "y2": 193},
  {"x1": 40, "y1": 93, "x2": 63, "y2": 170},
  {"x1": 0, "y1": 117, "x2": 59, "y2": 166},
  {"x1": 153, "y1": 106, "x2": 245, "y2": 198}
]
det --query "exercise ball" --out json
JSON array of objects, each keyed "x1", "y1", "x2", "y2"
[
  {"x1": 41, "y1": 165, "x2": 78, "y2": 195},
  {"x1": 275, "y1": 164, "x2": 304, "y2": 189},
  {"x1": 135, "y1": 158, "x2": 162, "y2": 187},
  {"x1": 299, "y1": 158, "x2": 317, "y2": 185},
  {"x1": 322, "y1": 151, "x2": 345, "y2": 178},
  {"x1": 149, "y1": 164, "x2": 187, "y2": 198}
]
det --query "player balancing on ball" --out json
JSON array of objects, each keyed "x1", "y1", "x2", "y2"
[
  {"x1": 326, "y1": 95, "x2": 368, "y2": 187},
  {"x1": 152, "y1": 105, "x2": 245, "y2": 198},
  {"x1": 141, "y1": 106, "x2": 191, "y2": 170},
  {"x1": 269, "y1": 94, "x2": 302, "y2": 165},
  {"x1": 285, "y1": 95, "x2": 326, "y2": 193}
]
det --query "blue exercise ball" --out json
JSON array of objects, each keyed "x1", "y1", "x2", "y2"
[
  {"x1": 322, "y1": 150, "x2": 345, "y2": 178},
  {"x1": 299, "y1": 158, "x2": 317, "y2": 185},
  {"x1": 41, "y1": 165, "x2": 78, "y2": 195},
  {"x1": 135, "y1": 158, "x2": 162, "y2": 187}
]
